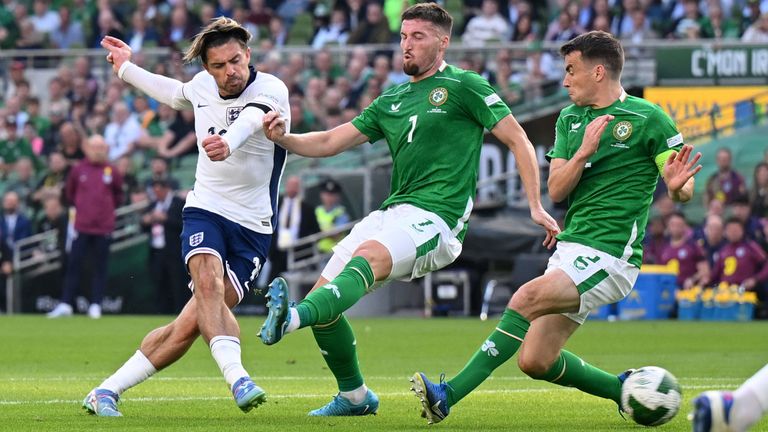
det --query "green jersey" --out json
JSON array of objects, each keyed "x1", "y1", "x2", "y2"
[
  {"x1": 546, "y1": 91, "x2": 683, "y2": 267},
  {"x1": 351, "y1": 63, "x2": 510, "y2": 241}
]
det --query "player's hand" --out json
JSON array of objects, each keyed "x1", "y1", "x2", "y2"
[
  {"x1": 664, "y1": 144, "x2": 702, "y2": 193},
  {"x1": 202, "y1": 134, "x2": 231, "y2": 161},
  {"x1": 576, "y1": 115, "x2": 613, "y2": 159},
  {"x1": 100, "y1": 36, "x2": 132, "y2": 74},
  {"x1": 530, "y1": 206, "x2": 560, "y2": 249},
  {"x1": 263, "y1": 111, "x2": 287, "y2": 143}
]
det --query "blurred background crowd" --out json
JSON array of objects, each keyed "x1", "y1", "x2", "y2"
[{"x1": 0, "y1": 0, "x2": 767, "y2": 316}]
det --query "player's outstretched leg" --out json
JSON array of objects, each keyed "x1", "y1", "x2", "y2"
[
  {"x1": 691, "y1": 364, "x2": 768, "y2": 432},
  {"x1": 410, "y1": 372, "x2": 450, "y2": 424},
  {"x1": 82, "y1": 388, "x2": 122, "y2": 417},
  {"x1": 260, "y1": 277, "x2": 290, "y2": 345}
]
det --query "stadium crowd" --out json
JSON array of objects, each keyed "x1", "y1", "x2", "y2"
[{"x1": 0, "y1": 0, "x2": 767, "y2": 316}]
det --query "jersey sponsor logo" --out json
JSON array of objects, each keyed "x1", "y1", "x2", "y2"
[
  {"x1": 390, "y1": 102, "x2": 402, "y2": 112},
  {"x1": 226, "y1": 106, "x2": 244, "y2": 125},
  {"x1": 411, "y1": 219, "x2": 434, "y2": 233},
  {"x1": 569, "y1": 122, "x2": 582, "y2": 132},
  {"x1": 189, "y1": 232, "x2": 204, "y2": 247},
  {"x1": 666, "y1": 133, "x2": 684, "y2": 148},
  {"x1": 612, "y1": 121, "x2": 633, "y2": 141},
  {"x1": 428, "y1": 87, "x2": 448, "y2": 106},
  {"x1": 481, "y1": 340, "x2": 499, "y2": 357},
  {"x1": 484, "y1": 93, "x2": 501, "y2": 106}
]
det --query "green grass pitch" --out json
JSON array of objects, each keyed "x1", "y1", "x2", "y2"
[{"x1": 1, "y1": 315, "x2": 766, "y2": 431}]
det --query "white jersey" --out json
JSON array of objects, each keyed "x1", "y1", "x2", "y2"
[{"x1": 178, "y1": 67, "x2": 290, "y2": 234}]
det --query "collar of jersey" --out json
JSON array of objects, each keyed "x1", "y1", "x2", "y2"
[
  {"x1": 219, "y1": 65, "x2": 257, "y2": 100},
  {"x1": 583, "y1": 88, "x2": 628, "y2": 115}
]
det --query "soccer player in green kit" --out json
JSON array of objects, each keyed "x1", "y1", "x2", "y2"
[
  {"x1": 259, "y1": 2, "x2": 560, "y2": 416},
  {"x1": 411, "y1": 31, "x2": 703, "y2": 425}
]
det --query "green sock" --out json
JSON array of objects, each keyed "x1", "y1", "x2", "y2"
[
  {"x1": 446, "y1": 308, "x2": 529, "y2": 406},
  {"x1": 296, "y1": 257, "x2": 374, "y2": 329},
  {"x1": 311, "y1": 314, "x2": 364, "y2": 392},
  {"x1": 530, "y1": 349, "x2": 622, "y2": 403}
]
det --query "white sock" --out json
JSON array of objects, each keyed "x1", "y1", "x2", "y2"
[
  {"x1": 99, "y1": 350, "x2": 157, "y2": 395},
  {"x1": 731, "y1": 364, "x2": 768, "y2": 431},
  {"x1": 286, "y1": 307, "x2": 300, "y2": 333},
  {"x1": 339, "y1": 384, "x2": 368, "y2": 405},
  {"x1": 209, "y1": 336, "x2": 249, "y2": 388}
]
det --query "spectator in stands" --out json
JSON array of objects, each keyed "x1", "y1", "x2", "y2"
[
  {"x1": 751, "y1": 162, "x2": 768, "y2": 218},
  {"x1": 104, "y1": 101, "x2": 142, "y2": 162},
  {"x1": 671, "y1": 0, "x2": 709, "y2": 39},
  {"x1": 2, "y1": 190, "x2": 33, "y2": 250},
  {"x1": 143, "y1": 157, "x2": 179, "y2": 201},
  {"x1": 701, "y1": 3, "x2": 740, "y2": 39},
  {"x1": 544, "y1": 9, "x2": 581, "y2": 42},
  {"x1": 388, "y1": 52, "x2": 409, "y2": 86},
  {"x1": 50, "y1": 6, "x2": 85, "y2": 49},
  {"x1": 127, "y1": 10, "x2": 160, "y2": 52},
  {"x1": 31, "y1": 151, "x2": 68, "y2": 209},
  {"x1": 156, "y1": 108, "x2": 197, "y2": 160},
  {"x1": 141, "y1": 178, "x2": 187, "y2": 314},
  {"x1": 312, "y1": 8, "x2": 350, "y2": 49},
  {"x1": 343, "y1": 0, "x2": 366, "y2": 33},
  {"x1": 25, "y1": 98, "x2": 53, "y2": 154},
  {"x1": 0, "y1": 222, "x2": 12, "y2": 311},
  {"x1": 511, "y1": 12, "x2": 537, "y2": 42},
  {"x1": 697, "y1": 214, "x2": 727, "y2": 268},
  {"x1": 57, "y1": 121, "x2": 85, "y2": 166},
  {"x1": 92, "y1": 7, "x2": 124, "y2": 48},
  {"x1": 742, "y1": 11, "x2": 768, "y2": 42},
  {"x1": 73, "y1": 57, "x2": 100, "y2": 106},
  {"x1": 35, "y1": 196, "x2": 68, "y2": 263},
  {"x1": 267, "y1": 15, "x2": 288, "y2": 47},
  {"x1": 623, "y1": 7, "x2": 658, "y2": 46},
  {"x1": 732, "y1": 195, "x2": 766, "y2": 243},
  {"x1": 348, "y1": 2, "x2": 393, "y2": 44},
  {"x1": 114, "y1": 155, "x2": 139, "y2": 207},
  {"x1": 5, "y1": 157, "x2": 37, "y2": 210},
  {"x1": 462, "y1": 0, "x2": 511, "y2": 46},
  {"x1": 247, "y1": 0, "x2": 273, "y2": 27},
  {"x1": 661, "y1": 212, "x2": 709, "y2": 289},
  {"x1": 160, "y1": 6, "x2": 194, "y2": 48},
  {"x1": 0, "y1": 116, "x2": 37, "y2": 178},
  {"x1": 705, "y1": 147, "x2": 747, "y2": 206},
  {"x1": 3, "y1": 95, "x2": 28, "y2": 134},
  {"x1": 268, "y1": 175, "x2": 321, "y2": 282},
  {"x1": 16, "y1": 11, "x2": 45, "y2": 50},
  {"x1": 0, "y1": 4, "x2": 19, "y2": 50},
  {"x1": 3, "y1": 61, "x2": 27, "y2": 97},
  {"x1": 643, "y1": 215, "x2": 667, "y2": 264},
  {"x1": 711, "y1": 218, "x2": 768, "y2": 300},
  {"x1": 29, "y1": 0, "x2": 58, "y2": 35},
  {"x1": 47, "y1": 134, "x2": 123, "y2": 319},
  {"x1": 315, "y1": 178, "x2": 350, "y2": 254},
  {"x1": 46, "y1": 77, "x2": 71, "y2": 121}
]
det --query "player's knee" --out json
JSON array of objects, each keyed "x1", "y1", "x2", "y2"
[
  {"x1": 351, "y1": 240, "x2": 391, "y2": 276},
  {"x1": 508, "y1": 285, "x2": 540, "y2": 317},
  {"x1": 517, "y1": 354, "x2": 551, "y2": 378}
]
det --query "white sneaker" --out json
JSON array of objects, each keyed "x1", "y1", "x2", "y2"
[
  {"x1": 88, "y1": 304, "x2": 102, "y2": 319},
  {"x1": 47, "y1": 303, "x2": 73, "y2": 318}
]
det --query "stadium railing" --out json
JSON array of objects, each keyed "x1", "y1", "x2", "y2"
[{"x1": 5, "y1": 201, "x2": 148, "y2": 314}]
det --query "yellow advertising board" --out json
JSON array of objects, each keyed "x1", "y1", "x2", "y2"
[{"x1": 644, "y1": 86, "x2": 768, "y2": 140}]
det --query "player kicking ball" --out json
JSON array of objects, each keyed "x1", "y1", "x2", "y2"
[
  {"x1": 84, "y1": 18, "x2": 290, "y2": 416},
  {"x1": 410, "y1": 31, "x2": 702, "y2": 425},
  {"x1": 258, "y1": 2, "x2": 559, "y2": 417}
]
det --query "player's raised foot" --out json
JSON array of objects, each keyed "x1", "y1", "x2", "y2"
[
  {"x1": 82, "y1": 388, "x2": 122, "y2": 417},
  {"x1": 689, "y1": 391, "x2": 736, "y2": 432},
  {"x1": 410, "y1": 372, "x2": 450, "y2": 424},
  {"x1": 231, "y1": 376, "x2": 266, "y2": 413},
  {"x1": 259, "y1": 277, "x2": 290, "y2": 345},
  {"x1": 308, "y1": 389, "x2": 379, "y2": 416},
  {"x1": 616, "y1": 368, "x2": 636, "y2": 417}
]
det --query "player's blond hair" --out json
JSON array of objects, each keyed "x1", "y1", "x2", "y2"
[{"x1": 183, "y1": 17, "x2": 251, "y2": 64}]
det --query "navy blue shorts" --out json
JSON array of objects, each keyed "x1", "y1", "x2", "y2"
[{"x1": 181, "y1": 207, "x2": 271, "y2": 302}]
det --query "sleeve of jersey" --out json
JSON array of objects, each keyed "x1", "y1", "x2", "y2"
[
  {"x1": 350, "y1": 98, "x2": 383, "y2": 143},
  {"x1": 225, "y1": 97, "x2": 278, "y2": 152},
  {"x1": 651, "y1": 108, "x2": 684, "y2": 172},
  {"x1": 545, "y1": 116, "x2": 568, "y2": 162},
  {"x1": 118, "y1": 62, "x2": 192, "y2": 110},
  {"x1": 461, "y1": 73, "x2": 511, "y2": 131}
]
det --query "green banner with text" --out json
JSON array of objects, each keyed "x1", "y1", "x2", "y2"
[{"x1": 656, "y1": 47, "x2": 768, "y2": 85}]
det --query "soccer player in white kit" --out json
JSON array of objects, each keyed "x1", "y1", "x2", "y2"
[{"x1": 83, "y1": 17, "x2": 290, "y2": 416}]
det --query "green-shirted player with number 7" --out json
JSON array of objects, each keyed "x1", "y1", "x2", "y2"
[
  {"x1": 259, "y1": 2, "x2": 560, "y2": 417},
  {"x1": 411, "y1": 31, "x2": 703, "y2": 425}
]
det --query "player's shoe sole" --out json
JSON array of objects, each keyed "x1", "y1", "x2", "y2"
[
  {"x1": 259, "y1": 277, "x2": 289, "y2": 345},
  {"x1": 308, "y1": 390, "x2": 379, "y2": 416},
  {"x1": 82, "y1": 388, "x2": 122, "y2": 417},
  {"x1": 232, "y1": 377, "x2": 267, "y2": 413},
  {"x1": 410, "y1": 372, "x2": 449, "y2": 424}
]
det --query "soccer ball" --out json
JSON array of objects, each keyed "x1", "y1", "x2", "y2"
[{"x1": 620, "y1": 366, "x2": 682, "y2": 427}]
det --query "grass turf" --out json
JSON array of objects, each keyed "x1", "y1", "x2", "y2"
[{"x1": 0, "y1": 315, "x2": 766, "y2": 431}]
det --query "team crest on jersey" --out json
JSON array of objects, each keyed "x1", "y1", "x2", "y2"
[
  {"x1": 189, "y1": 232, "x2": 204, "y2": 247},
  {"x1": 612, "y1": 121, "x2": 632, "y2": 141},
  {"x1": 226, "y1": 106, "x2": 244, "y2": 125},
  {"x1": 429, "y1": 87, "x2": 448, "y2": 106}
]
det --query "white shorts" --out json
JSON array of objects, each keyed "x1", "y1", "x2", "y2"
[
  {"x1": 320, "y1": 204, "x2": 463, "y2": 288},
  {"x1": 546, "y1": 241, "x2": 639, "y2": 324}
]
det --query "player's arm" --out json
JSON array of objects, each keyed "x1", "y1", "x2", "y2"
[
  {"x1": 548, "y1": 114, "x2": 614, "y2": 202},
  {"x1": 263, "y1": 112, "x2": 369, "y2": 157},
  {"x1": 101, "y1": 36, "x2": 191, "y2": 110},
  {"x1": 659, "y1": 144, "x2": 701, "y2": 203},
  {"x1": 491, "y1": 114, "x2": 559, "y2": 248}
]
